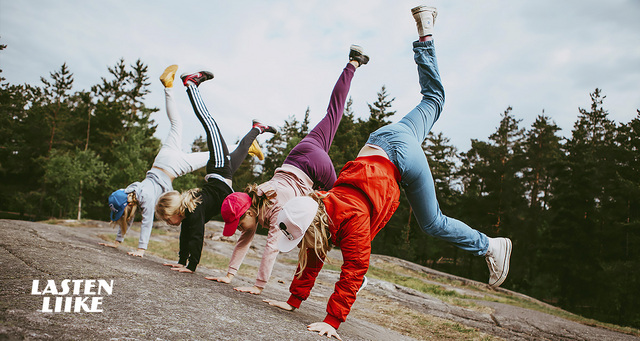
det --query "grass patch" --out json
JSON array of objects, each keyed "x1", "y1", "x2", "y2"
[
  {"x1": 369, "y1": 259, "x2": 640, "y2": 337},
  {"x1": 482, "y1": 293, "x2": 640, "y2": 337},
  {"x1": 351, "y1": 296, "x2": 499, "y2": 341},
  {"x1": 366, "y1": 266, "x2": 484, "y2": 312}
]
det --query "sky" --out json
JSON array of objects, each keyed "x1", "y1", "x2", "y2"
[{"x1": 1, "y1": 0, "x2": 639, "y2": 153}]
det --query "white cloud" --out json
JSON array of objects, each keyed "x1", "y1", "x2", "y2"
[{"x1": 2, "y1": 0, "x2": 639, "y2": 153}]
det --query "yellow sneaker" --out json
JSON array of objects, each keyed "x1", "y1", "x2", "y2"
[
  {"x1": 248, "y1": 140, "x2": 264, "y2": 160},
  {"x1": 159, "y1": 65, "x2": 179, "y2": 88}
]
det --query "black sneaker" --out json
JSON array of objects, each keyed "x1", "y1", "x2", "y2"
[
  {"x1": 252, "y1": 119, "x2": 278, "y2": 134},
  {"x1": 180, "y1": 71, "x2": 214, "y2": 87},
  {"x1": 349, "y1": 44, "x2": 370, "y2": 66}
]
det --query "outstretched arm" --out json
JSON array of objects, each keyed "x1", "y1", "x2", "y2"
[
  {"x1": 321, "y1": 213, "x2": 371, "y2": 330},
  {"x1": 225, "y1": 228, "x2": 257, "y2": 280},
  {"x1": 286, "y1": 248, "x2": 326, "y2": 309},
  {"x1": 243, "y1": 219, "x2": 283, "y2": 294}
]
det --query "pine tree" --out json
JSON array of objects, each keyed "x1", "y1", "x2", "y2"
[
  {"x1": 90, "y1": 59, "x2": 159, "y2": 215},
  {"x1": 0, "y1": 43, "x2": 36, "y2": 218},
  {"x1": 259, "y1": 110, "x2": 310, "y2": 184},
  {"x1": 363, "y1": 86, "x2": 396, "y2": 138},
  {"x1": 328, "y1": 97, "x2": 362, "y2": 172},
  {"x1": 608, "y1": 111, "x2": 640, "y2": 326},
  {"x1": 457, "y1": 106, "x2": 526, "y2": 281},
  {"x1": 39, "y1": 63, "x2": 74, "y2": 153},
  {"x1": 517, "y1": 113, "x2": 563, "y2": 293},
  {"x1": 546, "y1": 88, "x2": 618, "y2": 319}
]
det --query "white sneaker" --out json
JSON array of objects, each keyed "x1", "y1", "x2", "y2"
[
  {"x1": 411, "y1": 5, "x2": 438, "y2": 37},
  {"x1": 485, "y1": 237, "x2": 512, "y2": 287},
  {"x1": 357, "y1": 275, "x2": 368, "y2": 295}
]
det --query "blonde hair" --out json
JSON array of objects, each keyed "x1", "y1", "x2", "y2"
[
  {"x1": 244, "y1": 183, "x2": 274, "y2": 223},
  {"x1": 155, "y1": 189, "x2": 202, "y2": 221},
  {"x1": 111, "y1": 192, "x2": 138, "y2": 235},
  {"x1": 297, "y1": 192, "x2": 332, "y2": 278}
]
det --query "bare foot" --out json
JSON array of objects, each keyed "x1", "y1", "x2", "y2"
[
  {"x1": 234, "y1": 286, "x2": 263, "y2": 295},
  {"x1": 172, "y1": 267, "x2": 193, "y2": 273},
  {"x1": 263, "y1": 299, "x2": 295, "y2": 311},
  {"x1": 205, "y1": 274, "x2": 233, "y2": 283},
  {"x1": 127, "y1": 249, "x2": 145, "y2": 257}
]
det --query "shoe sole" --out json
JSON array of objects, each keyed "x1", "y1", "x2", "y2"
[
  {"x1": 490, "y1": 238, "x2": 512, "y2": 288},
  {"x1": 350, "y1": 44, "x2": 364, "y2": 54},
  {"x1": 159, "y1": 65, "x2": 178, "y2": 86},
  {"x1": 411, "y1": 6, "x2": 437, "y2": 15},
  {"x1": 349, "y1": 45, "x2": 369, "y2": 65},
  {"x1": 180, "y1": 71, "x2": 214, "y2": 86}
]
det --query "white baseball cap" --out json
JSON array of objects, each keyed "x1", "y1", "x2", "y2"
[{"x1": 276, "y1": 196, "x2": 319, "y2": 252}]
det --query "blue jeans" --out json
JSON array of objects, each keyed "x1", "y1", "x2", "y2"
[{"x1": 367, "y1": 40, "x2": 488, "y2": 256}]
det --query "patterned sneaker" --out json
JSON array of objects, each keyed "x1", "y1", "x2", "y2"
[
  {"x1": 411, "y1": 5, "x2": 438, "y2": 37},
  {"x1": 485, "y1": 237, "x2": 512, "y2": 288},
  {"x1": 248, "y1": 140, "x2": 264, "y2": 160},
  {"x1": 348, "y1": 44, "x2": 369, "y2": 66},
  {"x1": 159, "y1": 65, "x2": 179, "y2": 88},
  {"x1": 252, "y1": 119, "x2": 278, "y2": 134},
  {"x1": 180, "y1": 71, "x2": 214, "y2": 87}
]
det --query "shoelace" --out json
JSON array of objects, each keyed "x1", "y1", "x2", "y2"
[{"x1": 486, "y1": 255, "x2": 499, "y2": 277}]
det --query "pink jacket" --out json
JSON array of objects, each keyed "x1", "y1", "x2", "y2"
[{"x1": 227, "y1": 164, "x2": 314, "y2": 287}]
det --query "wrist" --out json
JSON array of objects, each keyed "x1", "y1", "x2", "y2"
[
  {"x1": 287, "y1": 295, "x2": 303, "y2": 309},
  {"x1": 323, "y1": 314, "x2": 341, "y2": 330}
]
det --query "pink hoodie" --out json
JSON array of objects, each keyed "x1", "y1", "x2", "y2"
[{"x1": 226, "y1": 164, "x2": 314, "y2": 287}]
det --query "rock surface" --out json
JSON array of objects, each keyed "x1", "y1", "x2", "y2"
[{"x1": 1, "y1": 219, "x2": 638, "y2": 341}]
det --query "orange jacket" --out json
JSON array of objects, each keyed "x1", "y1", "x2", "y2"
[{"x1": 286, "y1": 155, "x2": 401, "y2": 329}]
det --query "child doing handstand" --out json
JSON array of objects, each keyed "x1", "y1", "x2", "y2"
[
  {"x1": 206, "y1": 45, "x2": 370, "y2": 294},
  {"x1": 265, "y1": 7, "x2": 512, "y2": 340},
  {"x1": 154, "y1": 70, "x2": 276, "y2": 273}
]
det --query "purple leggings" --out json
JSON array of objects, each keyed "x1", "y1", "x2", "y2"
[{"x1": 283, "y1": 63, "x2": 356, "y2": 190}]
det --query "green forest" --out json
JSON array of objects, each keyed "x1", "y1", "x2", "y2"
[{"x1": 1, "y1": 47, "x2": 639, "y2": 329}]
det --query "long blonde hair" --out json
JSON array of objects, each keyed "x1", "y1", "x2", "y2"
[
  {"x1": 155, "y1": 189, "x2": 202, "y2": 221},
  {"x1": 297, "y1": 192, "x2": 332, "y2": 278},
  {"x1": 111, "y1": 192, "x2": 138, "y2": 235},
  {"x1": 244, "y1": 183, "x2": 274, "y2": 223}
]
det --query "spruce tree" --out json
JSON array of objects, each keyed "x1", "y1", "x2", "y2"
[
  {"x1": 458, "y1": 106, "x2": 526, "y2": 281},
  {"x1": 518, "y1": 114, "x2": 562, "y2": 293},
  {"x1": 546, "y1": 88, "x2": 618, "y2": 319}
]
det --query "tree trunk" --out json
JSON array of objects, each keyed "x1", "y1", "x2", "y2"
[{"x1": 77, "y1": 180, "x2": 83, "y2": 220}]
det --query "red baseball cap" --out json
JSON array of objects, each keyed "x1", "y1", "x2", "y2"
[{"x1": 221, "y1": 192, "x2": 252, "y2": 236}]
